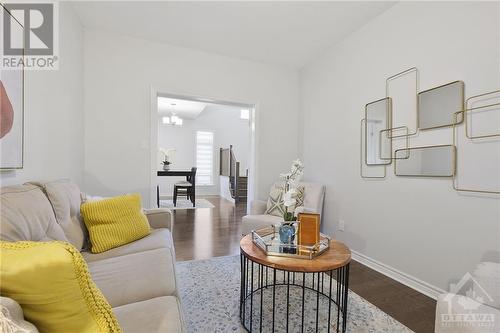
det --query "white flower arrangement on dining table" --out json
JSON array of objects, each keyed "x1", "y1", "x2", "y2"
[{"x1": 159, "y1": 148, "x2": 176, "y2": 167}]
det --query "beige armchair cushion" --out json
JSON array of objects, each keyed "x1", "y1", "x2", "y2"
[
  {"x1": 300, "y1": 182, "x2": 326, "y2": 214},
  {"x1": 435, "y1": 293, "x2": 500, "y2": 333},
  {"x1": 241, "y1": 214, "x2": 283, "y2": 235},
  {"x1": 472, "y1": 262, "x2": 500, "y2": 309},
  {"x1": 29, "y1": 179, "x2": 87, "y2": 250},
  {"x1": 0, "y1": 184, "x2": 67, "y2": 242},
  {"x1": 242, "y1": 182, "x2": 326, "y2": 235}
]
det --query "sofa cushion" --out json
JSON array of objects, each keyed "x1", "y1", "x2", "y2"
[
  {"x1": 81, "y1": 194, "x2": 151, "y2": 253},
  {"x1": 29, "y1": 179, "x2": 87, "y2": 250},
  {"x1": 0, "y1": 297, "x2": 39, "y2": 333},
  {"x1": 241, "y1": 214, "x2": 283, "y2": 235},
  {"x1": 0, "y1": 185, "x2": 68, "y2": 242},
  {"x1": 88, "y1": 247, "x2": 178, "y2": 307},
  {"x1": 0, "y1": 241, "x2": 121, "y2": 333},
  {"x1": 113, "y1": 296, "x2": 184, "y2": 333},
  {"x1": 82, "y1": 228, "x2": 174, "y2": 262}
]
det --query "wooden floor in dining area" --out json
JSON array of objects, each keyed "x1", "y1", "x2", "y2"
[{"x1": 172, "y1": 196, "x2": 436, "y2": 333}]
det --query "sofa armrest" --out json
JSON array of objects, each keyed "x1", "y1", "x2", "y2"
[
  {"x1": 250, "y1": 200, "x2": 267, "y2": 215},
  {"x1": 143, "y1": 208, "x2": 173, "y2": 231},
  {"x1": 0, "y1": 297, "x2": 39, "y2": 332}
]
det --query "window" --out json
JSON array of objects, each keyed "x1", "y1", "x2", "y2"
[{"x1": 196, "y1": 131, "x2": 214, "y2": 185}]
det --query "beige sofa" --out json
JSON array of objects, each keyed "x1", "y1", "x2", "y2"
[
  {"x1": 241, "y1": 182, "x2": 326, "y2": 235},
  {"x1": 0, "y1": 179, "x2": 185, "y2": 333}
]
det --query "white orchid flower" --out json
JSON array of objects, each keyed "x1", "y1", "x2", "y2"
[
  {"x1": 159, "y1": 148, "x2": 176, "y2": 160},
  {"x1": 283, "y1": 197, "x2": 296, "y2": 208},
  {"x1": 280, "y1": 172, "x2": 291, "y2": 180},
  {"x1": 294, "y1": 206, "x2": 305, "y2": 216},
  {"x1": 278, "y1": 159, "x2": 305, "y2": 216}
]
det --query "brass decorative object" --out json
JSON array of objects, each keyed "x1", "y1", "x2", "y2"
[
  {"x1": 394, "y1": 145, "x2": 456, "y2": 177},
  {"x1": 418, "y1": 80, "x2": 465, "y2": 130},
  {"x1": 452, "y1": 110, "x2": 500, "y2": 194},
  {"x1": 379, "y1": 126, "x2": 410, "y2": 160},
  {"x1": 385, "y1": 67, "x2": 419, "y2": 138},
  {"x1": 251, "y1": 226, "x2": 330, "y2": 260},
  {"x1": 360, "y1": 119, "x2": 386, "y2": 179},
  {"x1": 364, "y1": 97, "x2": 392, "y2": 166},
  {"x1": 360, "y1": 67, "x2": 498, "y2": 196},
  {"x1": 464, "y1": 89, "x2": 500, "y2": 140}
]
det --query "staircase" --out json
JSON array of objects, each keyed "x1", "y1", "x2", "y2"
[
  {"x1": 230, "y1": 175, "x2": 247, "y2": 203},
  {"x1": 220, "y1": 145, "x2": 248, "y2": 203}
]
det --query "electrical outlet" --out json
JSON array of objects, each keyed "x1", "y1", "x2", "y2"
[{"x1": 339, "y1": 220, "x2": 345, "y2": 231}]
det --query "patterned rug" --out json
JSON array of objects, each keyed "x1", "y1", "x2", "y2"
[{"x1": 176, "y1": 255, "x2": 413, "y2": 333}]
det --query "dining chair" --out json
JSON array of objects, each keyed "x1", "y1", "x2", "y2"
[{"x1": 173, "y1": 167, "x2": 197, "y2": 207}]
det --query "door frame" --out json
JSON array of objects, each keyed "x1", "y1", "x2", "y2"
[{"x1": 149, "y1": 86, "x2": 258, "y2": 212}]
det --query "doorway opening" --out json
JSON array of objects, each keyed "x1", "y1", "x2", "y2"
[{"x1": 149, "y1": 91, "x2": 256, "y2": 212}]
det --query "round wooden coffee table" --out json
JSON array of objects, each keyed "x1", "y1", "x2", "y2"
[{"x1": 240, "y1": 234, "x2": 351, "y2": 333}]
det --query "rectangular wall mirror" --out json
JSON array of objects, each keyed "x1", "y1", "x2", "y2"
[
  {"x1": 394, "y1": 145, "x2": 456, "y2": 177},
  {"x1": 418, "y1": 81, "x2": 464, "y2": 130},
  {"x1": 365, "y1": 97, "x2": 392, "y2": 165}
]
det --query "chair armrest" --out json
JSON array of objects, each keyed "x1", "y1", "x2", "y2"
[
  {"x1": 250, "y1": 200, "x2": 267, "y2": 215},
  {"x1": 435, "y1": 293, "x2": 500, "y2": 332},
  {"x1": 143, "y1": 208, "x2": 173, "y2": 231},
  {"x1": 0, "y1": 297, "x2": 39, "y2": 332}
]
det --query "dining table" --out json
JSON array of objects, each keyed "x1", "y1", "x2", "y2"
[{"x1": 156, "y1": 170, "x2": 194, "y2": 208}]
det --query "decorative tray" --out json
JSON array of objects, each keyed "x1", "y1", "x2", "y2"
[{"x1": 251, "y1": 225, "x2": 330, "y2": 260}]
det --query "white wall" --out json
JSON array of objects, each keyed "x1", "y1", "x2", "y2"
[
  {"x1": 300, "y1": 1, "x2": 500, "y2": 292},
  {"x1": 0, "y1": 3, "x2": 84, "y2": 186},
  {"x1": 157, "y1": 104, "x2": 250, "y2": 196},
  {"x1": 83, "y1": 30, "x2": 299, "y2": 207}
]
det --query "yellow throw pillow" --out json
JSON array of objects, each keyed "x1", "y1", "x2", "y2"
[
  {"x1": 0, "y1": 241, "x2": 121, "y2": 333},
  {"x1": 81, "y1": 193, "x2": 151, "y2": 253}
]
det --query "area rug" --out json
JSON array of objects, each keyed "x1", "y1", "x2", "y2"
[
  {"x1": 159, "y1": 198, "x2": 215, "y2": 210},
  {"x1": 176, "y1": 255, "x2": 414, "y2": 333}
]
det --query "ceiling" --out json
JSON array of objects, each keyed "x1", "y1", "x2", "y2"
[
  {"x1": 158, "y1": 96, "x2": 243, "y2": 119},
  {"x1": 72, "y1": 1, "x2": 396, "y2": 69},
  {"x1": 158, "y1": 97, "x2": 207, "y2": 119}
]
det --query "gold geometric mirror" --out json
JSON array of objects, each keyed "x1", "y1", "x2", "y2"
[
  {"x1": 365, "y1": 97, "x2": 392, "y2": 166},
  {"x1": 394, "y1": 145, "x2": 456, "y2": 177},
  {"x1": 418, "y1": 81, "x2": 464, "y2": 130},
  {"x1": 360, "y1": 119, "x2": 386, "y2": 179}
]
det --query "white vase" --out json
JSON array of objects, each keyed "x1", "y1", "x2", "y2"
[{"x1": 163, "y1": 164, "x2": 170, "y2": 171}]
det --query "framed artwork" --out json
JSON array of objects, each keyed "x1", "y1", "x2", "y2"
[
  {"x1": 297, "y1": 213, "x2": 321, "y2": 246},
  {"x1": 0, "y1": 5, "x2": 24, "y2": 169}
]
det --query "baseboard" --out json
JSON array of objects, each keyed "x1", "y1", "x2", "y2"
[{"x1": 351, "y1": 250, "x2": 445, "y2": 300}]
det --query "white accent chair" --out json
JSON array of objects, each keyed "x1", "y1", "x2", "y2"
[
  {"x1": 241, "y1": 182, "x2": 325, "y2": 235},
  {"x1": 435, "y1": 262, "x2": 500, "y2": 333}
]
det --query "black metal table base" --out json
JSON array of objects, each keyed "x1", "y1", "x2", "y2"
[{"x1": 240, "y1": 254, "x2": 350, "y2": 333}]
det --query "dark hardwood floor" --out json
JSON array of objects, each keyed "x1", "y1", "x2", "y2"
[{"x1": 172, "y1": 196, "x2": 436, "y2": 333}]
